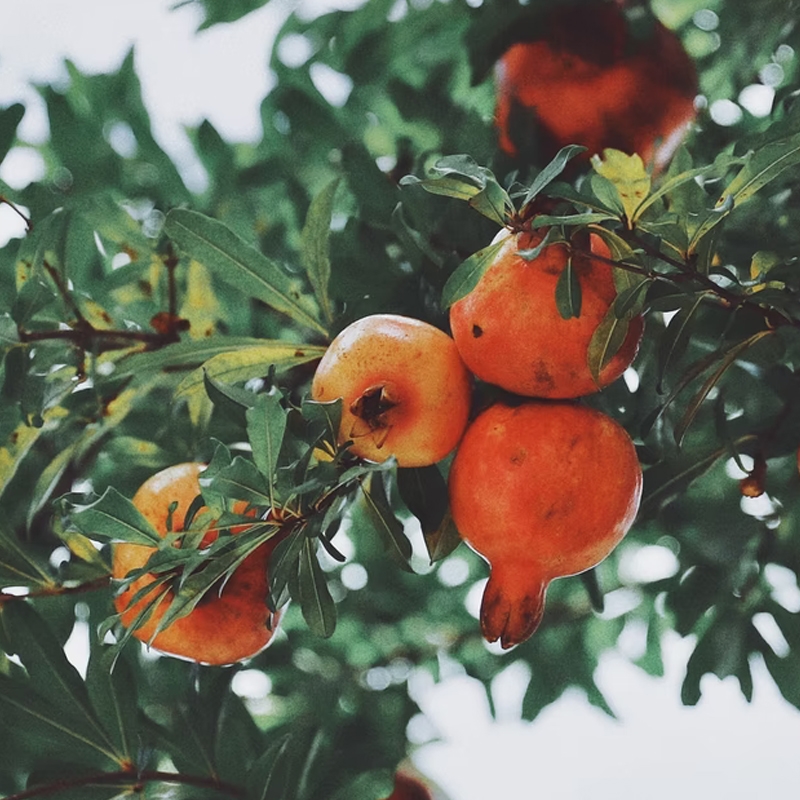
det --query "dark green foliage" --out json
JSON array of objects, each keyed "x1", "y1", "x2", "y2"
[{"x1": 2, "y1": 0, "x2": 800, "y2": 797}]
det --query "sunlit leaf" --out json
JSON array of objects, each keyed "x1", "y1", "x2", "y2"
[{"x1": 175, "y1": 341, "x2": 326, "y2": 399}]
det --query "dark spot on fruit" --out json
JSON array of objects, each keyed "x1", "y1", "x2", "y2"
[
  {"x1": 533, "y1": 360, "x2": 555, "y2": 390},
  {"x1": 472, "y1": 324, "x2": 483, "y2": 338},
  {"x1": 510, "y1": 448, "x2": 527, "y2": 466}
]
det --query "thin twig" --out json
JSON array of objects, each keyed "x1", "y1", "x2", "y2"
[
  {"x1": 0, "y1": 194, "x2": 32, "y2": 231},
  {"x1": 0, "y1": 576, "x2": 112, "y2": 606}
]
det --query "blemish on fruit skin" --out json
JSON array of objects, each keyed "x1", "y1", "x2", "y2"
[
  {"x1": 510, "y1": 448, "x2": 527, "y2": 466},
  {"x1": 472, "y1": 324, "x2": 483, "y2": 338},
  {"x1": 533, "y1": 360, "x2": 555, "y2": 391}
]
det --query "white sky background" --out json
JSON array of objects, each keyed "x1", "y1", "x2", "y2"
[{"x1": 2, "y1": 2, "x2": 800, "y2": 798}]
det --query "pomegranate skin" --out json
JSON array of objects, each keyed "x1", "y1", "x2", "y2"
[
  {"x1": 448, "y1": 401, "x2": 642, "y2": 648},
  {"x1": 450, "y1": 227, "x2": 643, "y2": 399},
  {"x1": 311, "y1": 314, "x2": 472, "y2": 467},
  {"x1": 495, "y1": 2, "x2": 697, "y2": 171},
  {"x1": 113, "y1": 463, "x2": 282, "y2": 665}
]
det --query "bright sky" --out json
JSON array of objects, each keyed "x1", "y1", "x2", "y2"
[{"x1": 2, "y1": 3, "x2": 800, "y2": 799}]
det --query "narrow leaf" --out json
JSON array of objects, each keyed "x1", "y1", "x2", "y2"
[
  {"x1": 522, "y1": 144, "x2": 587, "y2": 207},
  {"x1": 656, "y1": 295, "x2": 705, "y2": 391},
  {"x1": 301, "y1": 177, "x2": 339, "y2": 324},
  {"x1": 1, "y1": 603, "x2": 120, "y2": 764},
  {"x1": 360, "y1": 474, "x2": 413, "y2": 570},
  {"x1": 246, "y1": 391, "x2": 287, "y2": 503},
  {"x1": 555, "y1": 256, "x2": 582, "y2": 319},
  {"x1": 165, "y1": 209, "x2": 328, "y2": 336},
  {"x1": 468, "y1": 179, "x2": 513, "y2": 225},
  {"x1": 67, "y1": 487, "x2": 161, "y2": 545},
  {"x1": 298, "y1": 538, "x2": 337, "y2": 638},
  {"x1": 674, "y1": 331, "x2": 774, "y2": 446},
  {"x1": 587, "y1": 307, "x2": 631, "y2": 384},
  {"x1": 441, "y1": 239, "x2": 504, "y2": 308}
]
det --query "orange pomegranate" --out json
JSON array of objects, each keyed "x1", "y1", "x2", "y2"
[
  {"x1": 311, "y1": 314, "x2": 472, "y2": 467},
  {"x1": 448, "y1": 401, "x2": 642, "y2": 648},
  {"x1": 112, "y1": 462, "x2": 282, "y2": 665},
  {"x1": 450, "y1": 226, "x2": 642, "y2": 398},
  {"x1": 495, "y1": 1, "x2": 697, "y2": 171}
]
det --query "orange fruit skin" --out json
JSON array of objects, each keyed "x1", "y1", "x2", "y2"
[
  {"x1": 448, "y1": 401, "x2": 642, "y2": 648},
  {"x1": 495, "y1": 3, "x2": 697, "y2": 171},
  {"x1": 450, "y1": 227, "x2": 643, "y2": 398},
  {"x1": 112, "y1": 462, "x2": 282, "y2": 665},
  {"x1": 311, "y1": 314, "x2": 472, "y2": 467}
]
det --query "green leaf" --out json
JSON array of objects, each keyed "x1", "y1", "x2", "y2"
[
  {"x1": 402, "y1": 155, "x2": 512, "y2": 223},
  {"x1": 247, "y1": 734, "x2": 294, "y2": 800},
  {"x1": 359, "y1": 474, "x2": 413, "y2": 570},
  {"x1": 424, "y1": 510, "x2": 463, "y2": 564},
  {"x1": 468, "y1": 179, "x2": 513, "y2": 226},
  {"x1": 521, "y1": 144, "x2": 587, "y2": 207},
  {"x1": 554, "y1": 256, "x2": 581, "y2": 319},
  {"x1": 641, "y1": 446, "x2": 727, "y2": 514},
  {"x1": 689, "y1": 135, "x2": 800, "y2": 254},
  {"x1": 673, "y1": 331, "x2": 774, "y2": 446},
  {"x1": 0, "y1": 525, "x2": 54, "y2": 589},
  {"x1": 400, "y1": 174, "x2": 481, "y2": 201},
  {"x1": 1, "y1": 603, "x2": 121, "y2": 765},
  {"x1": 200, "y1": 455, "x2": 274, "y2": 507},
  {"x1": 532, "y1": 212, "x2": 617, "y2": 227},
  {"x1": 588, "y1": 173, "x2": 624, "y2": 217},
  {"x1": 0, "y1": 103, "x2": 25, "y2": 165},
  {"x1": 656, "y1": 295, "x2": 705, "y2": 391},
  {"x1": 85, "y1": 647, "x2": 139, "y2": 767},
  {"x1": 164, "y1": 209, "x2": 328, "y2": 337},
  {"x1": 301, "y1": 177, "x2": 339, "y2": 325},
  {"x1": 441, "y1": 238, "x2": 504, "y2": 308},
  {"x1": 298, "y1": 538, "x2": 337, "y2": 638},
  {"x1": 67, "y1": 486, "x2": 161, "y2": 545},
  {"x1": 268, "y1": 531, "x2": 304, "y2": 611},
  {"x1": 246, "y1": 391, "x2": 288, "y2": 502},
  {"x1": 396, "y1": 466, "x2": 448, "y2": 539},
  {"x1": 203, "y1": 370, "x2": 257, "y2": 425},
  {"x1": 587, "y1": 306, "x2": 631, "y2": 385}
]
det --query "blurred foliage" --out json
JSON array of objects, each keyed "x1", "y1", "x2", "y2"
[{"x1": 1, "y1": 0, "x2": 800, "y2": 797}]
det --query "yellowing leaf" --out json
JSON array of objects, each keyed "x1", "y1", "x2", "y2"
[
  {"x1": 175, "y1": 341, "x2": 327, "y2": 399},
  {"x1": 592, "y1": 149, "x2": 652, "y2": 226},
  {"x1": 179, "y1": 259, "x2": 222, "y2": 339},
  {"x1": 749, "y1": 251, "x2": 780, "y2": 281}
]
